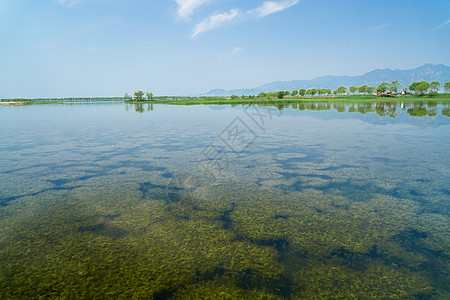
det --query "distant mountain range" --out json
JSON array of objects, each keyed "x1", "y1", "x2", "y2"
[{"x1": 204, "y1": 64, "x2": 450, "y2": 96}]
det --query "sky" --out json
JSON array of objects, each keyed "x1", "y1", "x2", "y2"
[{"x1": 1, "y1": 0, "x2": 449, "y2": 98}]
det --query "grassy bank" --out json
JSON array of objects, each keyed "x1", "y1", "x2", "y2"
[
  {"x1": 125, "y1": 94, "x2": 450, "y2": 105},
  {"x1": 2, "y1": 94, "x2": 450, "y2": 106}
]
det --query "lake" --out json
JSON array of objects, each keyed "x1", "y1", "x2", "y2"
[{"x1": 0, "y1": 102, "x2": 449, "y2": 298}]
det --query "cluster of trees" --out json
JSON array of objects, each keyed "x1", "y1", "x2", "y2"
[
  {"x1": 409, "y1": 81, "x2": 442, "y2": 95},
  {"x1": 124, "y1": 91, "x2": 154, "y2": 101},
  {"x1": 255, "y1": 80, "x2": 450, "y2": 99}
]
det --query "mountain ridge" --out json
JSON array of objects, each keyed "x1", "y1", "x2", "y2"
[{"x1": 204, "y1": 64, "x2": 450, "y2": 96}]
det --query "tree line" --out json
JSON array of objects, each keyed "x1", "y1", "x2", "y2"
[
  {"x1": 124, "y1": 91, "x2": 154, "y2": 101},
  {"x1": 245, "y1": 80, "x2": 450, "y2": 99}
]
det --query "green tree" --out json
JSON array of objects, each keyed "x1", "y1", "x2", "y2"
[
  {"x1": 349, "y1": 86, "x2": 358, "y2": 94},
  {"x1": 145, "y1": 92, "x2": 153, "y2": 100},
  {"x1": 230, "y1": 94, "x2": 239, "y2": 99},
  {"x1": 299, "y1": 89, "x2": 306, "y2": 96},
  {"x1": 430, "y1": 81, "x2": 440, "y2": 93},
  {"x1": 291, "y1": 90, "x2": 298, "y2": 96},
  {"x1": 134, "y1": 90, "x2": 144, "y2": 101},
  {"x1": 258, "y1": 92, "x2": 267, "y2": 98},
  {"x1": 310, "y1": 88, "x2": 318, "y2": 96},
  {"x1": 358, "y1": 85, "x2": 367, "y2": 94},
  {"x1": 124, "y1": 93, "x2": 131, "y2": 99},
  {"x1": 409, "y1": 82, "x2": 420, "y2": 94},
  {"x1": 335, "y1": 86, "x2": 347, "y2": 95},
  {"x1": 416, "y1": 81, "x2": 430, "y2": 94},
  {"x1": 376, "y1": 83, "x2": 389, "y2": 93},
  {"x1": 366, "y1": 86, "x2": 376, "y2": 94},
  {"x1": 277, "y1": 91, "x2": 285, "y2": 99},
  {"x1": 389, "y1": 80, "x2": 402, "y2": 93},
  {"x1": 444, "y1": 81, "x2": 450, "y2": 92}
]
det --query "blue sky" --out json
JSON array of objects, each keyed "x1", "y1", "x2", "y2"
[{"x1": 1, "y1": 0, "x2": 449, "y2": 98}]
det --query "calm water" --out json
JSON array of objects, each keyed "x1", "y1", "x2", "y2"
[{"x1": 0, "y1": 102, "x2": 449, "y2": 299}]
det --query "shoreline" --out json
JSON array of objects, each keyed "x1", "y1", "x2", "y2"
[
  {"x1": 125, "y1": 95, "x2": 450, "y2": 105},
  {"x1": 2, "y1": 95, "x2": 450, "y2": 106}
]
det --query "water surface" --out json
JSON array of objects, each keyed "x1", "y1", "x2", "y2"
[{"x1": 0, "y1": 102, "x2": 449, "y2": 298}]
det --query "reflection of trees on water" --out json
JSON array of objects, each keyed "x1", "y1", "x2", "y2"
[
  {"x1": 345, "y1": 102, "x2": 439, "y2": 118},
  {"x1": 125, "y1": 102, "x2": 448, "y2": 118},
  {"x1": 442, "y1": 106, "x2": 450, "y2": 117},
  {"x1": 271, "y1": 102, "x2": 448, "y2": 118},
  {"x1": 125, "y1": 103, "x2": 154, "y2": 113}
]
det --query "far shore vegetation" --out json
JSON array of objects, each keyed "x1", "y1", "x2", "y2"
[{"x1": 2, "y1": 80, "x2": 450, "y2": 105}]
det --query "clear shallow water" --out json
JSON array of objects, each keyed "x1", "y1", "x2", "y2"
[{"x1": 0, "y1": 102, "x2": 449, "y2": 298}]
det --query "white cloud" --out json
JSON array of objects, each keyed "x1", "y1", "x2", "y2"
[
  {"x1": 176, "y1": 0, "x2": 211, "y2": 20},
  {"x1": 216, "y1": 46, "x2": 244, "y2": 61},
  {"x1": 55, "y1": 0, "x2": 81, "y2": 7},
  {"x1": 248, "y1": 0, "x2": 300, "y2": 18},
  {"x1": 433, "y1": 20, "x2": 450, "y2": 31},
  {"x1": 192, "y1": 9, "x2": 239, "y2": 38}
]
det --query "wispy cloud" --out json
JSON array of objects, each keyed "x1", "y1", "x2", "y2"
[
  {"x1": 433, "y1": 19, "x2": 450, "y2": 31},
  {"x1": 176, "y1": 0, "x2": 211, "y2": 20},
  {"x1": 192, "y1": 9, "x2": 239, "y2": 38},
  {"x1": 367, "y1": 23, "x2": 388, "y2": 32},
  {"x1": 248, "y1": 0, "x2": 300, "y2": 18},
  {"x1": 189, "y1": 0, "x2": 300, "y2": 38},
  {"x1": 55, "y1": 0, "x2": 81, "y2": 7},
  {"x1": 216, "y1": 46, "x2": 244, "y2": 61}
]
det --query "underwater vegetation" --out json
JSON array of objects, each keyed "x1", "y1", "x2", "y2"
[
  {"x1": 0, "y1": 102, "x2": 449, "y2": 299},
  {"x1": 0, "y1": 178, "x2": 448, "y2": 299}
]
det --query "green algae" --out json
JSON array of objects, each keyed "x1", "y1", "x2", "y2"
[{"x1": 2, "y1": 180, "x2": 448, "y2": 298}]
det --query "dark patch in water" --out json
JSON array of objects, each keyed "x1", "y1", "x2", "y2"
[
  {"x1": 0, "y1": 185, "x2": 80, "y2": 207},
  {"x1": 441, "y1": 189, "x2": 450, "y2": 196},
  {"x1": 118, "y1": 160, "x2": 164, "y2": 173},
  {"x1": 48, "y1": 175, "x2": 97, "y2": 186},
  {"x1": 319, "y1": 164, "x2": 360, "y2": 171},
  {"x1": 278, "y1": 172, "x2": 298, "y2": 180},
  {"x1": 301, "y1": 173, "x2": 333, "y2": 180},
  {"x1": 139, "y1": 182, "x2": 168, "y2": 201},
  {"x1": 161, "y1": 172, "x2": 173, "y2": 178},
  {"x1": 416, "y1": 178, "x2": 432, "y2": 183},
  {"x1": 319, "y1": 181, "x2": 376, "y2": 202},
  {"x1": 395, "y1": 229, "x2": 428, "y2": 250},
  {"x1": 102, "y1": 214, "x2": 121, "y2": 220},
  {"x1": 219, "y1": 203, "x2": 235, "y2": 229},
  {"x1": 409, "y1": 189, "x2": 424, "y2": 196},
  {"x1": 195, "y1": 267, "x2": 226, "y2": 282},
  {"x1": 78, "y1": 224, "x2": 128, "y2": 238},
  {"x1": 370, "y1": 157, "x2": 399, "y2": 164},
  {"x1": 250, "y1": 238, "x2": 290, "y2": 262},
  {"x1": 236, "y1": 269, "x2": 293, "y2": 298},
  {"x1": 275, "y1": 151, "x2": 325, "y2": 170},
  {"x1": 153, "y1": 289, "x2": 175, "y2": 300},
  {"x1": 329, "y1": 245, "x2": 380, "y2": 271},
  {"x1": 274, "y1": 215, "x2": 289, "y2": 219}
]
